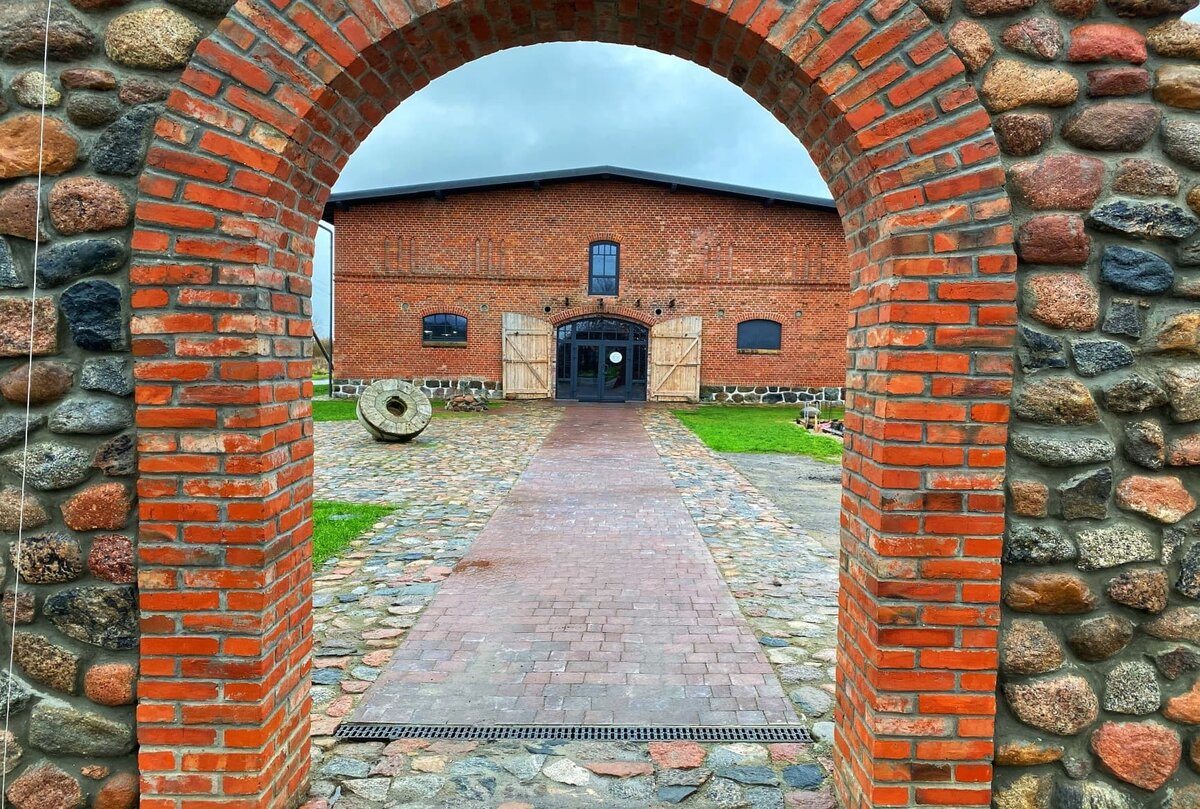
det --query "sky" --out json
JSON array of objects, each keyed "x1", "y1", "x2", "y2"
[{"x1": 312, "y1": 42, "x2": 826, "y2": 339}]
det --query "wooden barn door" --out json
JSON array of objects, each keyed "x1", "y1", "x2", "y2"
[
  {"x1": 501, "y1": 313, "x2": 552, "y2": 399},
  {"x1": 649, "y1": 316, "x2": 702, "y2": 403}
]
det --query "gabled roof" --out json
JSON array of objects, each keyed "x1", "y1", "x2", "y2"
[{"x1": 323, "y1": 165, "x2": 836, "y2": 216}]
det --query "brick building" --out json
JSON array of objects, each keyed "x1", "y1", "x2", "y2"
[{"x1": 325, "y1": 166, "x2": 850, "y2": 403}]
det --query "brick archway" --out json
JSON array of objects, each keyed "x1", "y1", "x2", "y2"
[{"x1": 130, "y1": 0, "x2": 1015, "y2": 805}]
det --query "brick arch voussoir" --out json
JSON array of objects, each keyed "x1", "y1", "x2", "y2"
[{"x1": 547, "y1": 305, "x2": 656, "y2": 328}]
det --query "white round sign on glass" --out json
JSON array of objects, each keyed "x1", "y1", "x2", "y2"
[{"x1": 609, "y1": 351, "x2": 623, "y2": 363}]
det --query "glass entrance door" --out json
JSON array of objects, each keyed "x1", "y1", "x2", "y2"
[{"x1": 555, "y1": 318, "x2": 648, "y2": 402}]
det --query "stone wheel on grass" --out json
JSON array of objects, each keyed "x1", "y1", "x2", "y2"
[{"x1": 356, "y1": 380, "x2": 433, "y2": 442}]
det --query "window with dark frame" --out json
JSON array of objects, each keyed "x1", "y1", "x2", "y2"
[
  {"x1": 736, "y1": 319, "x2": 782, "y2": 352},
  {"x1": 588, "y1": 241, "x2": 619, "y2": 296},
  {"x1": 422, "y1": 313, "x2": 467, "y2": 345}
]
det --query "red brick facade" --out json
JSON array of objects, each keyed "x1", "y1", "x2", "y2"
[{"x1": 328, "y1": 173, "x2": 851, "y2": 395}]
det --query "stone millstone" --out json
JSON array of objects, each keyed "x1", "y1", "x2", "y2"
[
  {"x1": 27, "y1": 701, "x2": 135, "y2": 757},
  {"x1": 1004, "y1": 675, "x2": 1098, "y2": 735},
  {"x1": 43, "y1": 585, "x2": 137, "y2": 650},
  {"x1": 357, "y1": 380, "x2": 434, "y2": 443}
]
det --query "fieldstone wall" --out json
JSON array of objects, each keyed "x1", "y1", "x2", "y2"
[
  {"x1": 940, "y1": 0, "x2": 1200, "y2": 803},
  {"x1": 0, "y1": 0, "x2": 213, "y2": 805},
  {"x1": 700, "y1": 385, "x2": 846, "y2": 405},
  {"x1": 332, "y1": 377, "x2": 497, "y2": 400}
]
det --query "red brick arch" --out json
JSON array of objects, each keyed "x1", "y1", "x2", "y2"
[{"x1": 130, "y1": 0, "x2": 1016, "y2": 804}]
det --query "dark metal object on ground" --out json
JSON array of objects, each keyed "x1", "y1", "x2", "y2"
[
  {"x1": 356, "y1": 379, "x2": 433, "y2": 442},
  {"x1": 334, "y1": 723, "x2": 815, "y2": 743}
]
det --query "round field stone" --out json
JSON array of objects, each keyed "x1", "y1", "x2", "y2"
[
  {"x1": 1103, "y1": 299, "x2": 1143, "y2": 338},
  {"x1": 1062, "y1": 102, "x2": 1159, "y2": 151},
  {"x1": 0, "y1": 297, "x2": 57, "y2": 356},
  {"x1": 1102, "y1": 245, "x2": 1175, "y2": 295},
  {"x1": 93, "y1": 433, "x2": 135, "y2": 477},
  {"x1": 118, "y1": 77, "x2": 170, "y2": 105},
  {"x1": 0, "y1": 4, "x2": 95, "y2": 62},
  {"x1": 995, "y1": 741, "x2": 1064, "y2": 767},
  {"x1": 94, "y1": 772, "x2": 136, "y2": 809},
  {"x1": 1010, "y1": 481, "x2": 1048, "y2": 518},
  {"x1": 49, "y1": 178, "x2": 130, "y2": 235},
  {"x1": 5, "y1": 761, "x2": 83, "y2": 809},
  {"x1": 0, "y1": 237, "x2": 19, "y2": 288},
  {"x1": 1147, "y1": 607, "x2": 1200, "y2": 643},
  {"x1": 981, "y1": 60, "x2": 1078, "y2": 112},
  {"x1": 994, "y1": 775, "x2": 1052, "y2": 809},
  {"x1": 1163, "y1": 118, "x2": 1200, "y2": 171},
  {"x1": 1003, "y1": 619, "x2": 1064, "y2": 674},
  {"x1": 61, "y1": 483, "x2": 132, "y2": 531},
  {"x1": 1004, "y1": 523, "x2": 1075, "y2": 564},
  {"x1": 49, "y1": 398, "x2": 133, "y2": 435},
  {"x1": 0, "y1": 361, "x2": 74, "y2": 405},
  {"x1": 1026, "y1": 273, "x2": 1099, "y2": 330},
  {"x1": 1116, "y1": 474, "x2": 1195, "y2": 523},
  {"x1": 0, "y1": 487, "x2": 48, "y2": 532},
  {"x1": 1018, "y1": 325, "x2": 1067, "y2": 372},
  {"x1": 61, "y1": 279, "x2": 124, "y2": 350},
  {"x1": 84, "y1": 662, "x2": 135, "y2": 706},
  {"x1": 1017, "y1": 214, "x2": 1089, "y2": 265},
  {"x1": 66, "y1": 93, "x2": 121, "y2": 129},
  {"x1": 1076, "y1": 523, "x2": 1157, "y2": 569},
  {"x1": 11, "y1": 71, "x2": 59, "y2": 108},
  {"x1": 1004, "y1": 675, "x2": 1098, "y2": 735},
  {"x1": 1103, "y1": 661, "x2": 1160, "y2": 714},
  {"x1": 59, "y1": 68, "x2": 116, "y2": 90},
  {"x1": 13, "y1": 631, "x2": 79, "y2": 693},
  {"x1": 994, "y1": 112, "x2": 1053, "y2": 156},
  {"x1": 1114, "y1": 159, "x2": 1179, "y2": 198},
  {"x1": 12, "y1": 533, "x2": 82, "y2": 584},
  {"x1": 1014, "y1": 377, "x2": 1098, "y2": 424},
  {"x1": 0, "y1": 115, "x2": 78, "y2": 180},
  {"x1": 948, "y1": 20, "x2": 994, "y2": 71},
  {"x1": 1069, "y1": 614, "x2": 1133, "y2": 661},
  {"x1": 0, "y1": 181, "x2": 42, "y2": 241},
  {"x1": 43, "y1": 585, "x2": 137, "y2": 650},
  {"x1": 1147, "y1": 19, "x2": 1200, "y2": 57},
  {"x1": 1108, "y1": 567, "x2": 1168, "y2": 611},
  {"x1": 1011, "y1": 431, "x2": 1115, "y2": 466},
  {"x1": 1089, "y1": 200, "x2": 1198, "y2": 241},
  {"x1": 104, "y1": 8, "x2": 201, "y2": 69},
  {"x1": 1058, "y1": 466, "x2": 1111, "y2": 519},
  {"x1": 35, "y1": 238, "x2": 127, "y2": 288},
  {"x1": 88, "y1": 534, "x2": 134, "y2": 583},
  {"x1": 80, "y1": 356, "x2": 133, "y2": 396},
  {"x1": 1001, "y1": 17, "x2": 1063, "y2": 60},
  {"x1": 1091, "y1": 722, "x2": 1179, "y2": 790},
  {"x1": 1087, "y1": 66, "x2": 1151, "y2": 96},
  {"x1": 28, "y1": 702, "x2": 135, "y2": 757},
  {"x1": 1105, "y1": 374, "x2": 1170, "y2": 413},
  {"x1": 91, "y1": 105, "x2": 160, "y2": 177},
  {"x1": 1068, "y1": 22, "x2": 1149, "y2": 63},
  {"x1": 1005, "y1": 572, "x2": 1097, "y2": 613},
  {"x1": 1072, "y1": 339, "x2": 1134, "y2": 377},
  {"x1": 1164, "y1": 367, "x2": 1200, "y2": 421},
  {"x1": 1152, "y1": 646, "x2": 1200, "y2": 680},
  {"x1": 1156, "y1": 64, "x2": 1200, "y2": 110},
  {"x1": 1156, "y1": 310, "x2": 1200, "y2": 356}
]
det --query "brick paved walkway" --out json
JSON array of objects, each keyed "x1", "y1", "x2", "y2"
[{"x1": 354, "y1": 404, "x2": 799, "y2": 726}]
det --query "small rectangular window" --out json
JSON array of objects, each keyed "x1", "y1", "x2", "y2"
[
  {"x1": 588, "y1": 241, "x2": 619, "y2": 296},
  {"x1": 737, "y1": 319, "x2": 782, "y2": 353}
]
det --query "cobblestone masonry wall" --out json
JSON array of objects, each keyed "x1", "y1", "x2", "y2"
[{"x1": 0, "y1": 0, "x2": 1194, "y2": 802}]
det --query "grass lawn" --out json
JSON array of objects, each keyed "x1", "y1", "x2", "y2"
[
  {"x1": 673, "y1": 405, "x2": 844, "y2": 462},
  {"x1": 312, "y1": 398, "x2": 505, "y2": 422},
  {"x1": 312, "y1": 500, "x2": 396, "y2": 566}
]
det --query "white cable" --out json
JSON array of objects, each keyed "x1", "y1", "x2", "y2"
[{"x1": 2, "y1": 0, "x2": 55, "y2": 791}]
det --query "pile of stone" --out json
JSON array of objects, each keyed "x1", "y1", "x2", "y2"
[{"x1": 444, "y1": 393, "x2": 488, "y2": 412}]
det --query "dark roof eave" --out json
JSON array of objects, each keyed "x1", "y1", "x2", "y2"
[{"x1": 321, "y1": 165, "x2": 836, "y2": 218}]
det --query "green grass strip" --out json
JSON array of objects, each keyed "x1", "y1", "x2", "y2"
[
  {"x1": 673, "y1": 405, "x2": 844, "y2": 462},
  {"x1": 312, "y1": 398, "x2": 505, "y2": 422},
  {"x1": 312, "y1": 500, "x2": 396, "y2": 567}
]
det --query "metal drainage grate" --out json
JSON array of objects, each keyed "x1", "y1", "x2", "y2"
[{"x1": 334, "y1": 723, "x2": 815, "y2": 743}]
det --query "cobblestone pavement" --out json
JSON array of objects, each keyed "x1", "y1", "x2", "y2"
[
  {"x1": 717, "y1": 453, "x2": 842, "y2": 557},
  {"x1": 354, "y1": 405, "x2": 798, "y2": 727},
  {"x1": 306, "y1": 403, "x2": 839, "y2": 808},
  {"x1": 640, "y1": 411, "x2": 840, "y2": 726}
]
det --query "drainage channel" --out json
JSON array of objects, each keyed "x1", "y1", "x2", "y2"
[{"x1": 334, "y1": 724, "x2": 815, "y2": 743}]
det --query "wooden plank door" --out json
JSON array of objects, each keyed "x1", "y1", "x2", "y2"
[
  {"x1": 501, "y1": 312, "x2": 552, "y2": 399},
  {"x1": 649, "y1": 316, "x2": 701, "y2": 402}
]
